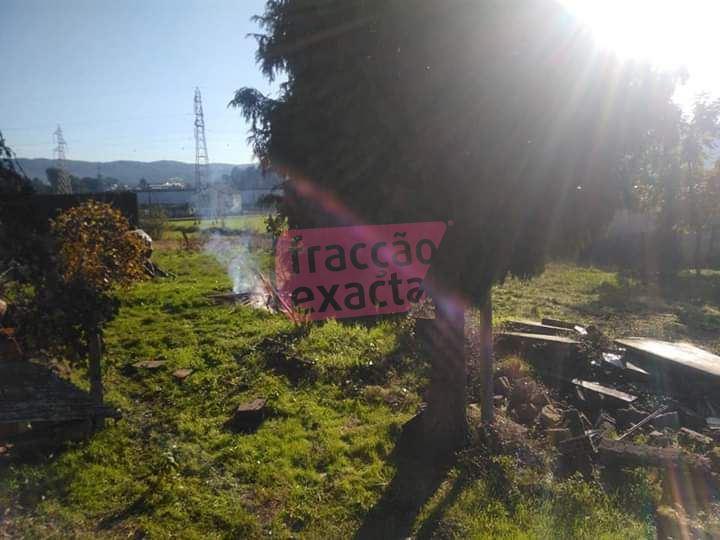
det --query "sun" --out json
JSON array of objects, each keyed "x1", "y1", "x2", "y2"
[{"x1": 559, "y1": 0, "x2": 720, "y2": 104}]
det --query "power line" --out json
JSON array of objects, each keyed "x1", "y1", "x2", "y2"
[
  {"x1": 52, "y1": 124, "x2": 72, "y2": 194},
  {"x1": 194, "y1": 87, "x2": 210, "y2": 191}
]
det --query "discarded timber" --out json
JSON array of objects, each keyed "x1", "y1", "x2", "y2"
[
  {"x1": 498, "y1": 332, "x2": 580, "y2": 346},
  {"x1": 616, "y1": 338, "x2": 720, "y2": 382},
  {"x1": 541, "y1": 318, "x2": 588, "y2": 335},
  {"x1": 571, "y1": 379, "x2": 637, "y2": 405},
  {"x1": 597, "y1": 438, "x2": 715, "y2": 478},
  {"x1": 505, "y1": 319, "x2": 577, "y2": 337},
  {"x1": 617, "y1": 405, "x2": 668, "y2": 441}
]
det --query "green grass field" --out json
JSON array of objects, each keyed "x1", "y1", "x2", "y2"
[
  {"x1": 2, "y1": 251, "x2": 720, "y2": 538},
  {"x1": 161, "y1": 215, "x2": 268, "y2": 241}
]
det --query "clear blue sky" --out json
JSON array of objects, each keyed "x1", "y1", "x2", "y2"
[{"x1": 1, "y1": 0, "x2": 274, "y2": 164}]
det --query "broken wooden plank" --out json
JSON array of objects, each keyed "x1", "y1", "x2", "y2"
[
  {"x1": 541, "y1": 318, "x2": 588, "y2": 335},
  {"x1": 616, "y1": 338, "x2": 720, "y2": 379},
  {"x1": 618, "y1": 405, "x2": 668, "y2": 441},
  {"x1": 505, "y1": 319, "x2": 577, "y2": 337},
  {"x1": 498, "y1": 332, "x2": 580, "y2": 346},
  {"x1": 571, "y1": 379, "x2": 637, "y2": 404}
]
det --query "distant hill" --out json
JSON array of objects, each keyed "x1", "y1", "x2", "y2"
[{"x1": 16, "y1": 158, "x2": 251, "y2": 186}]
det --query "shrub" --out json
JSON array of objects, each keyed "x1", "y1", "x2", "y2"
[{"x1": 140, "y1": 206, "x2": 168, "y2": 240}]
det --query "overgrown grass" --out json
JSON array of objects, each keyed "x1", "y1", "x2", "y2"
[
  {"x1": 3, "y1": 257, "x2": 718, "y2": 537},
  {"x1": 0, "y1": 251, "x2": 420, "y2": 538}
]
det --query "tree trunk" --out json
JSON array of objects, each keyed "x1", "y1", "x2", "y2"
[
  {"x1": 88, "y1": 328, "x2": 105, "y2": 429},
  {"x1": 479, "y1": 292, "x2": 494, "y2": 425},
  {"x1": 694, "y1": 227, "x2": 703, "y2": 276},
  {"x1": 420, "y1": 291, "x2": 468, "y2": 454},
  {"x1": 707, "y1": 225, "x2": 718, "y2": 267}
]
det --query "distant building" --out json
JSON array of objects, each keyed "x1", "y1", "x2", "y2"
[
  {"x1": 135, "y1": 180, "x2": 195, "y2": 217},
  {"x1": 135, "y1": 181, "x2": 243, "y2": 219}
]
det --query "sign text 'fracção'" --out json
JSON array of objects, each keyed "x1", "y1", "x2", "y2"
[{"x1": 275, "y1": 222, "x2": 447, "y2": 321}]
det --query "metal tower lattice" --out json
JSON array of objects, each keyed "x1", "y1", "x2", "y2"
[
  {"x1": 53, "y1": 125, "x2": 72, "y2": 194},
  {"x1": 194, "y1": 87, "x2": 210, "y2": 191}
]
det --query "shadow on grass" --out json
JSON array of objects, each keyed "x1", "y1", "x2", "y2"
[
  {"x1": 355, "y1": 437, "x2": 456, "y2": 540},
  {"x1": 97, "y1": 493, "x2": 150, "y2": 531},
  {"x1": 578, "y1": 271, "x2": 720, "y2": 337}
]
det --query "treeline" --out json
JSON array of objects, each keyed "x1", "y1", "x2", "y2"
[{"x1": 30, "y1": 167, "x2": 123, "y2": 194}]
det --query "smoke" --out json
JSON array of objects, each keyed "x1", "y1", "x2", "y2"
[{"x1": 203, "y1": 233, "x2": 263, "y2": 295}]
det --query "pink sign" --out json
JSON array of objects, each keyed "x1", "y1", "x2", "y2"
[{"x1": 275, "y1": 222, "x2": 447, "y2": 320}]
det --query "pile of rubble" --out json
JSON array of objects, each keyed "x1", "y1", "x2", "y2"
[
  {"x1": 495, "y1": 318, "x2": 720, "y2": 534},
  {"x1": 497, "y1": 318, "x2": 720, "y2": 442}
]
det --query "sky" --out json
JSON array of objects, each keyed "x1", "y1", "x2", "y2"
[
  {"x1": 3, "y1": 1, "x2": 720, "y2": 165},
  {"x1": 0, "y1": 0, "x2": 272, "y2": 164}
]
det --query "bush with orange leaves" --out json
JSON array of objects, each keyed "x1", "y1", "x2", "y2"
[
  {"x1": 24, "y1": 201, "x2": 149, "y2": 360},
  {"x1": 51, "y1": 200, "x2": 146, "y2": 293}
]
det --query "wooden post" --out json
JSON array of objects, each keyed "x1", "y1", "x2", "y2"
[
  {"x1": 479, "y1": 291, "x2": 494, "y2": 425},
  {"x1": 88, "y1": 327, "x2": 105, "y2": 429}
]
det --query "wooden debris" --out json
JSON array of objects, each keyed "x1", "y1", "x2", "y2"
[
  {"x1": 615, "y1": 406, "x2": 651, "y2": 429},
  {"x1": 559, "y1": 433, "x2": 598, "y2": 455},
  {"x1": 618, "y1": 405, "x2": 668, "y2": 441},
  {"x1": 571, "y1": 379, "x2": 637, "y2": 405},
  {"x1": 499, "y1": 332, "x2": 580, "y2": 346},
  {"x1": 564, "y1": 408, "x2": 592, "y2": 436},
  {"x1": 616, "y1": 338, "x2": 720, "y2": 380},
  {"x1": 541, "y1": 317, "x2": 588, "y2": 335},
  {"x1": 505, "y1": 319, "x2": 577, "y2": 337},
  {"x1": 679, "y1": 427, "x2": 713, "y2": 448},
  {"x1": 539, "y1": 405, "x2": 563, "y2": 428},
  {"x1": 597, "y1": 438, "x2": 714, "y2": 477}
]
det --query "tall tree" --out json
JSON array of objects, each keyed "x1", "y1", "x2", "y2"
[
  {"x1": 234, "y1": 0, "x2": 679, "y2": 452},
  {"x1": 681, "y1": 98, "x2": 720, "y2": 274},
  {"x1": 631, "y1": 96, "x2": 720, "y2": 278}
]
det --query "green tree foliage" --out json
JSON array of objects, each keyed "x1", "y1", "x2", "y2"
[
  {"x1": 632, "y1": 96, "x2": 720, "y2": 276},
  {"x1": 232, "y1": 0, "x2": 680, "y2": 446},
  {"x1": 0, "y1": 130, "x2": 33, "y2": 195}
]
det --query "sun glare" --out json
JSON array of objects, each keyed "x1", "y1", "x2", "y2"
[{"x1": 559, "y1": 0, "x2": 720, "y2": 105}]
